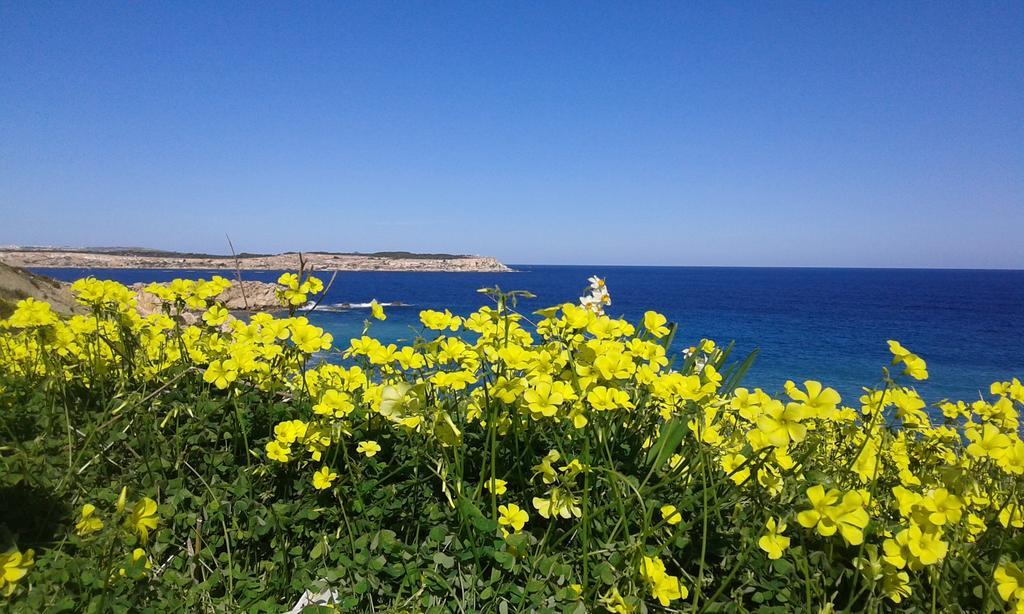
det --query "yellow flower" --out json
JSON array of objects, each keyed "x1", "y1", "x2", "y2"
[
  {"x1": 356, "y1": 440, "x2": 381, "y2": 458},
  {"x1": 660, "y1": 505, "x2": 682, "y2": 526},
  {"x1": 276, "y1": 273, "x2": 313, "y2": 306},
  {"x1": 395, "y1": 346, "x2": 426, "y2": 370},
  {"x1": 852, "y1": 436, "x2": 880, "y2": 483},
  {"x1": 756, "y1": 400, "x2": 807, "y2": 448},
  {"x1": 532, "y1": 488, "x2": 581, "y2": 519},
  {"x1": 599, "y1": 587, "x2": 632, "y2": 614},
  {"x1": 919, "y1": 488, "x2": 963, "y2": 526},
  {"x1": 532, "y1": 450, "x2": 561, "y2": 484},
  {"x1": 313, "y1": 389, "x2": 355, "y2": 418},
  {"x1": 995, "y1": 561, "x2": 1024, "y2": 603},
  {"x1": 797, "y1": 485, "x2": 840, "y2": 536},
  {"x1": 568, "y1": 406, "x2": 589, "y2": 429},
  {"x1": 312, "y1": 466, "x2": 338, "y2": 490},
  {"x1": 523, "y1": 381, "x2": 563, "y2": 418},
  {"x1": 883, "y1": 527, "x2": 914, "y2": 570},
  {"x1": 202, "y1": 304, "x2": 229, "y2": 326},
  {"x1": 496, "y1": 344, "x2": 530, "y2": 370},
  {"x1": 116, "y1": 486, "x2": 128, "y2": 513},
  {"x1": 419, "y1": 309, "x2": 461, "y2": 331},
  {"x1": 593, "y1": 351, "x2": 636, "y2": 381},
  {"x1": 118, "y1": 548, "x2": 152, "y2": 579},
  {"x1": 370, "y1": 299, "x2": 386, "y2": 321},
  {"x1": 905, "y1": 523, "x2": 947, "y2": 566},
  {"x1": 758, "y1": 517, "x2": 791, "y2": 560},
  {"x1": 643, "y1": 311, "x2": 670, "y2": 338},
  {"x1": 6, "y1": 297, "x2": 58, "y2": 328},
  {"x1": 560, "y1": 458, "x2": 585, "y2": 478},
  {"x1": 721, "y1": 452, "x2": 751, "y2": 485},
  {"x1": 560, "y1": 303, "x2": 593, "y2": 329},
  {"x1": 650, "y1": 574, "x2": 686, "y2": 607},
  {"x1": 587, "y1": 385, "x2": 633, "y2": 411},
  {"x1": 966, "y1": 513, "x2": 987, "y2": 542},
  {"x1": 638, "y1": 555, "x2": 688, "y2": 606},
  {"x1": 302, "y1": 276, "x2": 324, "y2": 295},
  {"x1": 882, "y1": 570, "x2": 912, "y2": 603},
  {"x1": 430, "y1": 369, "x2": 477, "y2": 391},
  {"x1": 901, "y1": 354, "x2": 928, "y2": 380},
  {"x1": 892, "y1": 486, "x2": 922, "y2": 518},
  {"x1": 277, "y1": 272, "x2": 299, "y2": 289},
  {"x1": 828, "y1": 491, "x2": 871, "y2": 546},
  {"x1": 368, "y1": 339, "x2": 400, "y2": 364},
  {"x1": 966, "y1": 423, "x2": 1011, "y2": 460},
  {"x1": 266, "y1": 440, "x2": 291, "y2": 463},
  {"x1": 0, "y1": 547, "x2": 34, "y2": 597},
  {"x1": 887, "y1": 340, "x2": 928, "y2": 380},
  {"x1": 128, "y1": 497, "x2": 159, "y2": 543},
  {"x1": 498, "y1": 503, "x2": 529, "y2": 532},
  {"x1": 75, "y1": 503, "x2": 104, "y2": 536},
  {"x1": 485, "y1": 478, "x2": 507, "y2": 496},
  {"x1": 785, "y1": 380, "x2": 841, "y2": 418},
  {"x1": 290, "y1": 321, "x2": 331, "y2": 353},
  {"x1": 203, "y1": 359, "x2": 239, "y2": 389}
]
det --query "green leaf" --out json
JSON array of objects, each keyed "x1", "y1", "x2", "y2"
[
  {"x1": 493, "y1": 551, "x2": 515, "y2": 571},
  {"x1": 432, "y1": 552, "x2": 455, "y2": 569},
  {"x1": 595, "y1": 562, "x2": 616, "y2": 585},
  {"x1": 310, "y1": 541, "x2": 325, "y2": 559},
  {"x1": 645, "y1": 417, "x2": 690, "y2": 470},
  {"x1": 721, "y1": 348, "x2": 759, "y2": 395},
  {"x1": 457, "y1": 494, "x2": 496, "y2": 533}
]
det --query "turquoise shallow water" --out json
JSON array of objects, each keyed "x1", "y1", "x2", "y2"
[{"x1": 35, "y1": 266, "x2": 1024, "y2": 405}]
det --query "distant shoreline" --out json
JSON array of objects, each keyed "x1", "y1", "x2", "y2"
[{"x1": 0, "y1": 248, "x2": 513, "y2": 273}]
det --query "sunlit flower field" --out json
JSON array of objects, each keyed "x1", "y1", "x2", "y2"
[{"x1": 1, "y1": 272, "x2": 1022, "y2": 612}]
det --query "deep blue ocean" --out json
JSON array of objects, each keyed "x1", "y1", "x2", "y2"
[{"x1": 35, "y1": 266, "x2": 1024, "y2": 405}]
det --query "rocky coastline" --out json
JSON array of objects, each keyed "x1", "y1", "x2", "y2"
[{"x1": 0, "y1": 249, "x2": 513, "y2": 273}]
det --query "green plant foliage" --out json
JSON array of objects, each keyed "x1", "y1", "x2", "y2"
[{"x1": 0, "y1": 275, "x2": 1022, "y2": 612}]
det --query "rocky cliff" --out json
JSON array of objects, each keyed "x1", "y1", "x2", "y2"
[{"x1": 0, "y1": 249, "x2": 513, "y2": 273}]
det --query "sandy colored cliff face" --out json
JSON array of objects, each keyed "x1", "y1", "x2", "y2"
[
  {"x1": 0, "y1": 250, "x2": 513, "y2": 273},
  {"x1": 0, "y1": 261, "x2": 83, "y2": 316}
]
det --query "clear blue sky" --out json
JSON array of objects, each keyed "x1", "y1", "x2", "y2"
[{"x1": 1, "y1": 2, "x2": 1021, "y2": 267}]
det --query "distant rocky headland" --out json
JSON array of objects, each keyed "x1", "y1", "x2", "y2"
[{"x1": 0, "y1": 247, "x2": 513, "y2": 273}]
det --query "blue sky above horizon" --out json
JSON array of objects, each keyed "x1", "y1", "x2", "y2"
[{"x1": 1, "y1": 3, "x2": 1022, "y2": 268}]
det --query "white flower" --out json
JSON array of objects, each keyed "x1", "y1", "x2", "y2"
[
  {"x1": 580, "y1": 294, "x2": 605, "y2": 315},
  {"x1": 580, "y1": 275, "x2": 611, "y2": 315}
]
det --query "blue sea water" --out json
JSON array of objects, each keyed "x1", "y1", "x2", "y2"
[{"x1": 34, "y1": 266, "x2": 1024, "y2": 405}]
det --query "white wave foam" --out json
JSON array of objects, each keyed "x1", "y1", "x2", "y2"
[
  {"x1": 295, "y1": 301, "x2": 410, "y2": 312},
  {"x1": 334, "y1": 301, "x2": 409, "y2": 309}
]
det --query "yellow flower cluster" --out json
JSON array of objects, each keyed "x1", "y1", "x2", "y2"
[
  {"x1": 76, "y1": 487, "x2": 160, "y2": 544},
  {"x1": 142, "y1": 276, "x2": 231, "y2": 310},
  {"x1": 2, "y1": 274, "x2": 1023, "y2": 610},
  {"x1": 638, "y1": 555, "x2": 687, "y2": 606},
  {"x1": 276, "y1": 272, "x2": 323, "y2": 307}
]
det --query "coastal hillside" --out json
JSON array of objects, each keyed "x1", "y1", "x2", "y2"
[
  {"x1": 0, "y1": 248, "x2": 513, "y2": 273},
  {"x1": 0, "y1": 261, "x2": 283, "y2": 317},
  {"x1": 0, "y1": 261, "x2": 80, "y2": 317}
]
